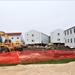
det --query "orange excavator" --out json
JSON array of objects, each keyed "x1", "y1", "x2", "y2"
[{"x1": 0, "y1": 31, "x2": 14, "y2": 53}]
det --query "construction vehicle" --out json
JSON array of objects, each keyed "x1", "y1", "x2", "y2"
[
  {"x1": 0, "y1": 31, "x2": 14, "y2": 53},
  {"x1": 12, "y1": 40, "x2": 24, "y2": 51}
]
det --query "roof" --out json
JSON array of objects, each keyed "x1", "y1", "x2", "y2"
[
  {"x1": 64, "y1": 26, "x2": 75, "y2": 31},
  {"x1": 51, "y1": 29, "x2": 64, "y2": 33},
  {"x1": 25, "y1": 29, "x2": 49, "y2": 36},
  {"x1": 25, "y1": 29, "x2": 40, "y2": 33},
  {"x1": 6, "y1": 32, "x2": 22, "y2": 36}
]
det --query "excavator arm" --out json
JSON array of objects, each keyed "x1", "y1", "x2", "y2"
[
  {"x1": 0, "y1": 31, "x2": 11, "y2": 43},
  {"x1": 0, "y1": 31, "x2": 9, "y2": 40},
  {"x1": 0, "y1": 31, "x2": 13, "y2": 53}
]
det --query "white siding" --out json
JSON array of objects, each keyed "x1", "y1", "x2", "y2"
[
  {"x1": 50, "y1": 29, "x2": 65, "y2": 43},
  {"x1": 41, "y1": 33, "x2": 49, "y2": 44},
  {"x1": 25, "y1": 30, "x2": 49, "y2": 44},
  {"x1": 25, "y1": 30, "x2": 41, "y2": 44},
  {"x1": 65, "y1": 27, "x2": 75, "y2": 48},
  {"x1": 8, "y1": 35, "x2": 22, "y2": 43}
]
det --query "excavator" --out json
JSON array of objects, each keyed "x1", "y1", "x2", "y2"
[
  {"x1": 12, "y1": 40, "x2": 24, "y2": 51},
  {"x1": 0, "y1": 31, "x2": 14, "y2": 53}
]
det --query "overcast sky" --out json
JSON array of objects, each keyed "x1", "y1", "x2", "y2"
[{"x1": 0, "y1": 1, "x2": 75, "y2": 35}]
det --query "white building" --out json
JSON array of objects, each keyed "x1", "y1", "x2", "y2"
[
  {"x1": 25, "y1": 30, "x2": 49, "y2": 45},
  {"x1": 50, "y1": 29, "x2": 65, "y2": 44},
  {"x1": 6, "y1": 32, "x2": 23, "y2": 43},
  {"x1": 64, "y1": 26, "x2": 75, "y2": 48}
]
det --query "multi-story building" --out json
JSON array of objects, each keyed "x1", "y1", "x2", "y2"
[
  {"x1": 64, "y1": 26, "x2": 75, "y2": 48},
  {"x1": 25, "y1": 30, "x2": 49, "y2": 45},
  {"x1": 50, "y1": 29, "x2": 65, "y2": 44},
  {"x1": 6, "y1": 32, "x2": 23, "y2": 43}
]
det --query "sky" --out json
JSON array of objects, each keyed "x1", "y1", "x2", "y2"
[{"x1": 0, "y1": 1, "x2": 75, "y2": 36}]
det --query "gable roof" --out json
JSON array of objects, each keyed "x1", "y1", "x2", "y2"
[
  {"x1": 25, "y1": 29, "x2": 49, "y2": 36},
  {"x1": 6, "y1": 32, "x2": 22, "y2": 36},
  {"x1": 25, "y1": 29, "x2": 40, "y2": 33},
  {"x1": 64, "y1": 26, "x2": 75, "y2": 31},
  {"x1": 51, "y1": 29, "x2": 64, "y2": 33}
]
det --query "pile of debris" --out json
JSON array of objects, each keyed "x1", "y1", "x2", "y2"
[
  {"x1": 46, "y1": 44, "x2": 71, "y2": 50},
  {"x1": 23, "y1": 44, "x2": 72, "y2": 51}
]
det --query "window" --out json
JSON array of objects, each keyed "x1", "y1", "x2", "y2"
[
  {"x1": 68, "y1": 39, "x2": 69, "y2": 43},
  {"x1": 65, "y1": 31, "x2": 66, "y2": 35},
  {"x1": 32, "y1": 34, "x2": 34, "y2": 37},
  {"x1": 32, "y1": 40, "x2": 34, "y2": 42},
  {"x1": 74, "y1": 38, "x2": 75, "y2": 43},
  {"x1": 71, "y1": 38, "x2": 72, "y2": 43},
  {"x1": 12, "y1": 37, "x2": 13, "y2": 39},
  {"x1": 57, "y1": 39, "x2": 60, "y2": 41},
  {"x1": 70, "y1": 29, "x2": 72, "y2": 34},
  {"x1": 74, "y1": 28, "x2": 75, "y2": 33},
  {"x1": 41, "y1": 41, "x2": 43, "y2": 43},
  {"x1": 57, "y1": 33, "x2": 60, "y2": 36},
  {"x1": 67, "y1": 30, "x2": 69, "y2": 35},
  {"x1": 17, "y1": 37, "x2": 19, "y2": 39},
  {"x1": 65, "y1": 39, "x2": 67, "y2": 43},
  {"x1": 0, "y1": 36, "x2": 2, "y2": 43}
]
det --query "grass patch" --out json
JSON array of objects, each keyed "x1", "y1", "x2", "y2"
[
  {"x1": 0, "y1": 64, "x2": 18, "y2": 67},
  {"x1": 21, "y1": 58, "x2": 75, "y2": 65},
  {"x1": 0, "y1": 58, "x2": 75, "y2": 66}
]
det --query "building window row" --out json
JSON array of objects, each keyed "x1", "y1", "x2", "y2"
[
  {"x1": 27, "y1": 39, "x2": 35, "y2": 42},
  {"x1": 27, "y1": 34, "x2": 34, "y2": 37},
  {"x1": 65, "y1": 27, "x2": 75, "y2": 35},
  {"x1": 65, "y1": 38, "x2": 75, "y2": 43},
  {"x1": 11, "y1": 37, "x2": 19, "y2": 39}
]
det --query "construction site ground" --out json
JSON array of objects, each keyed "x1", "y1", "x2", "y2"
[
  {"x1": 0, "y1": 61, "x2": 75, "y2": 75},
  {"x1": 0, "y1": 45, "x2": 75, "y2": 75}
]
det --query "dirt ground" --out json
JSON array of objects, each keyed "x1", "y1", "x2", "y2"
[{"x1": 0, "y1": 62, "x2": 75, "y2": 75}]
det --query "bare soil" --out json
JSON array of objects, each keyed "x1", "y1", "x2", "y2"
[{"x1": 0, "y1": 62, "x2": 75, "y2": 75}]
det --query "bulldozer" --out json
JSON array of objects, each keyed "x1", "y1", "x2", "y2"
[{"x1": 0, "y1": 31, "x2": 14, "y2": 53}]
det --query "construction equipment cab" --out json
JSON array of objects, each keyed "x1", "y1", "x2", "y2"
[{"x1": 0, "y1": 31, "x2": 14, "y2": 53}]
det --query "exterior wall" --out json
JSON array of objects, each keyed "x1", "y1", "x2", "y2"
[
  {"x1": 64, "y1": 26, "x2": 75, "y2": 48},
  {"x1": 25, "y1": 30, "x2": 49, "y2": 44},
  {"x1": 1, "y1": 34, "x2": 23, "y2": 43},
  {"x1": 8, "y1": 35, "x2": 22, "y2": 42},
  {"x1": 50, "y1": 29, "x2": 65, "y2": 44},
  {"x1": 41, "y1": 33, "x2": 49, "y2": 44},
  {"x1": 25, "y1": 30, "x2": 41, "y2": 44}
]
